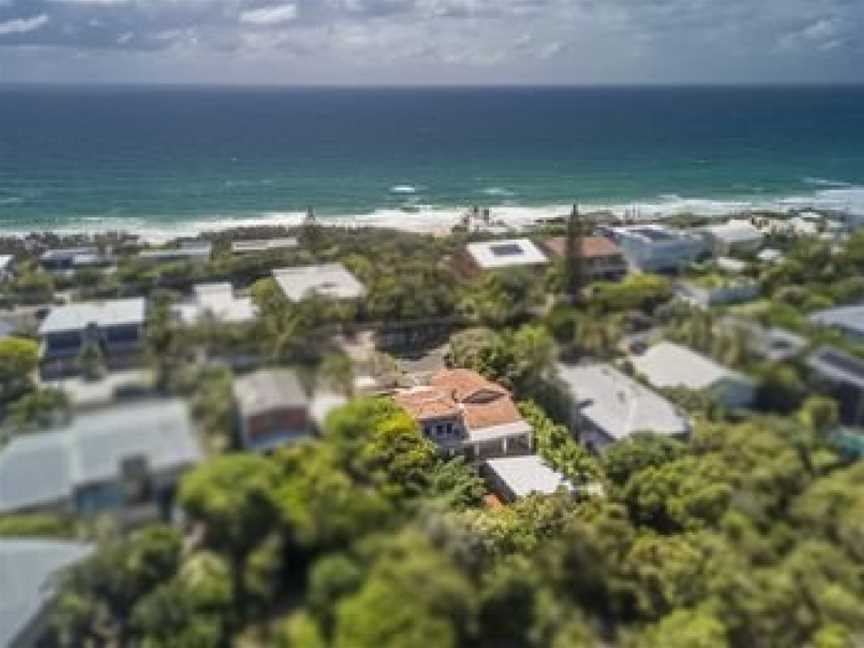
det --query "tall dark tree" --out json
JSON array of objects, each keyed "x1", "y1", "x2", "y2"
[{"x1": 564, "y1": 203, "x2": 586, "y2": 303}]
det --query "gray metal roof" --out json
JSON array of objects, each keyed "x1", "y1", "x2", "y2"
[
  {"x1": 39, "y1": 298, "x2": 146, "y2": 335},
  {"x1": 807, "y1": 346, "x2": 864, "y2": 390},
  {"x1": 631, "y1": 341, "x2": 753, "y2": 392},
  {"x1": 234, "y1": 369, "x2": 309, "y2": 417},
  {"x1": 810, "y1": 306, "x2": 864, "y2": 337},
  {"x1": 0, "y1": 538, "x2": 93, "y2": 648},
  {"x1": 0, "y1": 399, "x2": 201, "y2": 514},
  {"x1": 557, "y1": 362, "x2": 689, "y2": 441}
]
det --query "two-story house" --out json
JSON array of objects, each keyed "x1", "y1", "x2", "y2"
[
  {"x1": 233, "y1": 369, "x2": 312, "y2": 452},
  {"x1": 542, "y1": 236, "x2": 628, "y2": 282},
  {"x1": 394, "y1": 369, "x2": 532, "y2": 461},
  {"x1": 38, "y1": 298, "x2": 147, "y2": 379}
]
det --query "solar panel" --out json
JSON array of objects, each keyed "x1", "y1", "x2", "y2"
[{"x1": 490, "y1": 243, "x2": 525, "y2": 257}]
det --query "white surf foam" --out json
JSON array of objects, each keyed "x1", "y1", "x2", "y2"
[
  {"x1": 4, "y1": 185, "x2": 864, "y2": 243},
  {"x1": 390, "y1": 185, "x2": 418, "y2": 195}
]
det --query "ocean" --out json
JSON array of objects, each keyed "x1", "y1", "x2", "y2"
[{"x1": 1, "y1": 84, "x2": 863, "y2": 240}]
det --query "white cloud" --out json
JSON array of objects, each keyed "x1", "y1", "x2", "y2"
[
  {"x1": 240, "y1": 3, "x2": 298, "y2": 26},
  {"x1": 0, "y1": 14, "x2": 50, "y2": 35}
]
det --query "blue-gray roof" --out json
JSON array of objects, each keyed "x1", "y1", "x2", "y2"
[
  {"x1": 810, "y1": 306, "x2": 864, "y2": 337},
  {"x1": 0, "y1": 538, "x2": 93, "y2": 647},
  {"x1": 0, "y1": 399, "x2": 201, "y2": 514},
  {"x1": 39, "y1": 298, "x2": 146, "y2": 335}
]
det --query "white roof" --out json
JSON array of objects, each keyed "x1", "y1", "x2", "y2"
[
  {"x1": 1, "y1": 539, "x2": 93, "y2": 647},
  {"x1": 272, "y1": 263, "x2": 366, "y2": 302},
  {"x1": 0, "y1": 255, "x2": 13, "y2": 270},
  {"x1": 705, "y1": 220, "x2": 764, "y2": 244},
  {"x1": 233, "y1": 369, "x2": 308, "y2": 417},
  {"x1": 176, "y1": 283, "x2": 257, "y2": 324},
  {"x1": 716, "y1": 257, "x2": 748, "y2": 273},
  {"x1": 0, "y1": 399, "x2": 201, "y2": 513},
  {"x1": 757, "y1": 248, "x2": 783, "y2": 263},
  {"x1": 556, "y1": 362, "x2": 689, "y2": 441},
  {"x1": 486, "y1": 455, "x2": 573, "y2": 499},
  {"x1": 810, "y1": 306, "x2": 864, "y2": 337},
  {"x1": 465, "y1": 239, "x2": 549, "y2": 270},
  {"x1": 39, "y1": 298, "x2": 146, "y2": 335},
  {"x1": 232, "y1": 238, "x2": 298, "y2": 254},
  {"x1": 631, "y1": 341, "x2": 752, "y2": 391},
  {"x1": 466, "y1": 420, "x2": 533, "y2": 444}
]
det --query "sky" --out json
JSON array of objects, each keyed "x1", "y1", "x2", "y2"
[{"x1": 0, "y1": 0, "x2": 862, "y2": 85}]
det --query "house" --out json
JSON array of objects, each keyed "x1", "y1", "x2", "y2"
[
  {"x1": 174, "y1": 283, "x2": 257, "y2": 325},
  {"x1": 542, "y1": 236, "x2": 628, "y2": 281},
  {"x1": 139, "y1": 240, "x2": 212, "y2": 265},
  {"x1": 556, "y1": 362, "x2": 690, "y2": 452},
  {"x1": 232, "y1": 237, "x2": 299, "y2": 255},
  {"x1": 676, "y1": 277, "x2": 759, "y2": 308},
  {"x1": 1, "y1": 538, "x2": 93, "y2": 648},
  {"x1": 606, "y1": 225, "x2": 704, "y2": 273},
  {"x1": 482, "y1": 455, "x2": 574, "y2": 503},
  {"x1": 38, "y1": 298, "x2": 147, "y2": 379},
  {"x1": 394, "y1": 368, "x2": 532, "y2": 461},
  {"x1": 233, "y1": 369, "x2": 311, "y2": 451},
  {"x1": 757, "y1": 248, "x2": 783, "y2": 264},
  {"x1": 810, "y1": 306, "x2": 864, "y2": 343},
  {"x1": 0, "y1": 399, "x2": 201, "y2": 522},
  {"x1": 701, "y1": 220, "x2": 764, "y2": 256},
  {"x1": 0, "y1": 254, "x2": 15, "y2": 281},
  {"x1": 272, "y1": 263, "x2": 366, "y2": 302},
  {"x1": 631, "y1": 341, "x2": 755, "y2": 409},
  {"x1": 457, "y1": 238, "x2": 549, "y2": 276},
  {"x1": 718, "y1": 317, "x2": 809, "y2": 362},
  {"x1": 40, "y1": 247, "x2": 113, "y2": 273},
  {"x1": 806, "y1": 346, "x2": 864, "y2": 425}
]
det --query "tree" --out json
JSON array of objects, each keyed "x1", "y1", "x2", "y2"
[
  {"x1": 603, "y1": 433, "x2": 687, "y2": 487},
  {"x1": 77, "y1": 339, "x2": 105, "y2": 381},
  {"x1": 798, "y1": 396, "x2": 840, "y2": 433},
  {"x1": 0, "y1": 336, "x2": 39, "y2": 401},
  {"x1": 53, "y1": 526, "x2": 183, "y2": 646},
  {"x1": 634, "y1": 608, "x2": 728, "y2": 648},
  {"x1": 564, "y1": 204, "x2": 586, "y2": 302},
  {"x1": 179, "y1": 454, "x2": 280, "y2": 626},
  {"x1": 7, "y1": 387, "x2": 69, "y2": 431},
  {"x1": 145, "y1": 294, "x2": 187, "y2": 392}
]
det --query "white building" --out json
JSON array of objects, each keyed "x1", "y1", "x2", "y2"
[
  {"x1": 174, "y1": 283, "x2": 257, "y2": 325},
  {"x1": 810, "y1": 306, "x2": 864, "y2": 343},
  {"x1": 272, "y1": 263, "x2": 366, "y2": 302},
  {"x1": 462, "y1": 238, "x2": 549, "y2": 273},
  {"x1": 608, "y1": 225, "x2": 704, "y2": 273},
  {"x1": 677, "y1": 278, "x2": 759, "y2": 308},
  {"x1": 139, "y1": 240, "x2": 212, "y2": 265},
  {"x1": 701, "y1": 220, "x2": 764, "y2": 256},
  {"x1": 0, "y1": 254, "x2": 15, "y2": 281},
  {"x1": 232, "y1": 238, "x2": 299, "y2": 255},
  {"x1": 631, "y1": 341, "x2": 755, "y2": 409},
  {"x1": 483, "y1": 455, "x2": 573, "y2": 502},
  {"x1": 556, "y1": 362, "x2": 689, "y2": 452}
]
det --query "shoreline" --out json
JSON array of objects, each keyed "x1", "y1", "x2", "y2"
[{"x1": 0, "y1": 185, "x2": 862, "y2": 244}]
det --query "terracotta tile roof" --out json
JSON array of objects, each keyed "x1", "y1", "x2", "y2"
[
  {"x1": 543, "y1": 237, "x2": 623, "y2": 260},
  {"x1": 461, "y1": 394, "x2": 524, "y2": 430},
  {"x1": 393, "y1": 387, "x2": 458, "y2": 421},
  {"x1": 430, "y1": 368, "x2": 508, "y2": 403}
]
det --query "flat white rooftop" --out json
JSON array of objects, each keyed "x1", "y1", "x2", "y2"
[
  {"x1": 232, "y1": 238, "x2": 299, "y2": 254},
  {"x1": 486, "y1": 455, "x2": 573, "y2": 499},
  {"x1": 175, "y1": 283, "x2": 256, "y2": 324},
  {"x1": 466, "y1": 239, "x2": 548, "y2": 270},
  {"x1": 272, "y1": 263, "x2": 366, "y2": 302}
]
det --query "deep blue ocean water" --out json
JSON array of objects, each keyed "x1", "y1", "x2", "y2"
[{"x1": 1, "y1": 85, "x2": 863, "y2": 237}]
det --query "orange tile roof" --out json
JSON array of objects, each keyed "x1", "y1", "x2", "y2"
[
  {"x1": 393, "y1": 387, "x2": 458, "y2": 421},
  {"x1": 430, "y1": 368, "x2": 508, "y2": 402},
  {"x1": 544, "y1": 236, "x2": 623, "y2": 260}
]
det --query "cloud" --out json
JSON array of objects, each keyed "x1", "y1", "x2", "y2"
[
  {"x1": 0, "y1": 14, "x2": 50, "y2": 35},
  {"x1": 0, "y1": 0, "x2": 861, "y2": 83},
  {"x1": 240, "y1": 3, "x2": 298, "y2": 26}
]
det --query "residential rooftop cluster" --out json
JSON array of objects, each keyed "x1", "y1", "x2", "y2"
[{"x1": 2, "y1": 206, "x2": 864, "y2": 645}]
